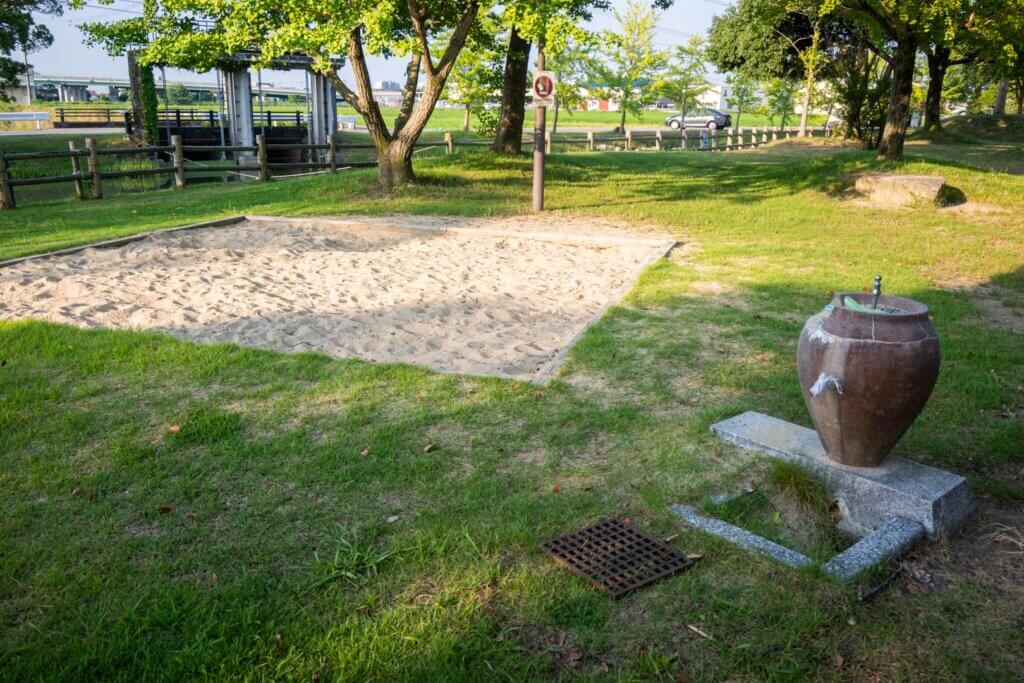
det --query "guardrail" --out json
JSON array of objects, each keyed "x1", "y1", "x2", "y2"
[{"x1": 0, "y1": 112, "x2": 52, "y2": 130}]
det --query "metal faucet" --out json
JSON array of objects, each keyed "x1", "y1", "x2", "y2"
[{"x1": 871, "y1": 274, "x2": 882, "y2": 309}]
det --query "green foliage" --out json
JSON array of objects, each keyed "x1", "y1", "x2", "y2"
[
  {"x1": 726, "y1": 70, "x2": 759, "y2": 127},
  {"x1": 472, "y1": 105, "x2": 500, "y2": 137},
  {"x1": 764, "y1": 78, "x2": 798, "y2": 126},
  {"x1": 138, "y1": 65, "x2": 159, "y2": 145},
  {"x1": 654, "y1": 36, "x2": 710, "y2": 115},
  {"x1": 0, "y1": 0, "x2": 60, "y2": 100},
  {"x1": 164, "y1": 83, "x2": 197, "y2": 106},
  {"x1": 585, "y1": 0, "x2": 667, "y2": 129}
]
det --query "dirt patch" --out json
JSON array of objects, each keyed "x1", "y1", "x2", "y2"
[{"x1": 934, "y1": 278, "x2": 1024, "y2": 333}]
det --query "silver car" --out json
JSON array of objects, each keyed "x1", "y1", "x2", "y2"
[{"x1": 665, "y1": 108, "x2": 732, "y2": 130}]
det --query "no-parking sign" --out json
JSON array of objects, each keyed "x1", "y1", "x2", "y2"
[{"x1": 533, "y1": 71, "x2": 556, "y2": 108}]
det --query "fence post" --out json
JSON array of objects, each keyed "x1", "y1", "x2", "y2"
[
  {"x1": 587, "y1": 131, "x2": 594, "y2": 152},
  {"x1": 175, "y1": 109, "x2": 182, "y2": 128},
  {"x1": 625, "y1": 129, "x2": 632, "y2": 151},
  {"x1": 443, "y1": 132, "x2": 453, "y2": 155},
  {"x1": 69, "y1": 141, "x2": 85, "y2": 199},
  {"x1": 172, "y1": 134, "x2": 185, "y2": 190},
  {"x1": 86, "y1": 137, "x2": 102, "y2": 200},
  {"x1": 655, "y1": 129, "x2": 662, "y2": 151},
  {"x1": 328, "y1": 135, "x2": 337, "y2": 172},
  {"x1": 711, "y1": 129, "x2": 718, "y2": 151},
  {"x1": 58, "y1": 108, "x2": 65, "y2": 125},
  {"x1": 209, "y1": 110, "x2": 216, "y2": 127},
  {"x1": 256, "y1": 134, "x2": 268, "y2": 182},
  {"x1": 727, "y1": 128, "x2": 734, "y2": 149},
  {"x1": 0, "y1": 155, "x2": 14, "y2": 210},
  {"x1": 772, "y1": 127, "x2": 779, "y2": 141},
  {"x1": 295, "y1": 111, "x2": 301, "y2": 127}
]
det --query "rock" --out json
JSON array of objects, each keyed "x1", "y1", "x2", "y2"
[{"x1": 852, "y1": 174, "x2": 947, "y2": 208}]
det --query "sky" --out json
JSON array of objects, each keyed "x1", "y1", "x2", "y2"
[{"x1": 30, "y1": 1, "x2": 728, "y2": 88}]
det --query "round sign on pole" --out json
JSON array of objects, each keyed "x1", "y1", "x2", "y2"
[{"x1": 533, "y1": 71, "x2": 556, "y2": 108}]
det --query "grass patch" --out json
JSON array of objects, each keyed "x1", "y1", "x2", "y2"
[{"x1": 2, "y1": 139, "x2": 1023, "y2": 680}]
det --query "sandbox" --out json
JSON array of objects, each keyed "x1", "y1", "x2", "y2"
[{"x1": 0, "y1": 215, "x2": 674, "y2": 380}]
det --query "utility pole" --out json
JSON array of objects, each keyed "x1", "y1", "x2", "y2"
[{"x1": 532, "y1": 41, "x2": 546, "y2": 213}]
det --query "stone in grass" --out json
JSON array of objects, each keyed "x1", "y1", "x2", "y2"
[{"x1": 852, "y1": 174, "x2": 947, "y2": 208}]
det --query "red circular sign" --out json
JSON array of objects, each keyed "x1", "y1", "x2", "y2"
[{"x1": 534, "y1": 75, "x2": 554, "y2": 98}]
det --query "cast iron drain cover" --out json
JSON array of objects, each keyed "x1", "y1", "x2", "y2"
[{"x1": 542, "y1": 518, "x2": 694, "y2": 599}]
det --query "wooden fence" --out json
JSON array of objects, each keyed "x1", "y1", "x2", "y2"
[
  {"x1": 0, "y1": 126, "x2": 827, "y2": 209},
  {"x1": 53, "y1": 107, "x2": 309, "y2": 129}
]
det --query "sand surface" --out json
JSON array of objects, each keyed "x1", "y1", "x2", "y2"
[{"x1": 0, "y1": 216, "x2": 671, "y2": 379}]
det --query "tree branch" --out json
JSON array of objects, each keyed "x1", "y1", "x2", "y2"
[
  {"x1": 434, "y1": 1, "x2": 480, "y2": 80},
  {"x1": 407, "y1": 0, "x2": 436, "y2": 77},
  {"x1": 393, "y1": 53, "x2": 422, "y2": 137},
  {"x1": 320, "y1": 67, "x2": 364, "y2": 117},
  {"x1": 861, "y1": 35, "x2": 894, "y2": 66},
  {"x1": 347, "y1": 27, "x2": 391, "y2": 145}
]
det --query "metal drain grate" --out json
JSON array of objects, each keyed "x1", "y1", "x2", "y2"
[{"x1": 542, "y1": 518, "x2": 694, "y2": 599}]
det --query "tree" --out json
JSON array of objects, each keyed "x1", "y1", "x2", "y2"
[
  {"x1": 76, "y1": 5, "x2": 159, "y2": 142},
  {"x1": 440, "y1": 21, "x2": 503, "y2": 132},
  {"x1": 1, "y1": 1, "x2": 61, "y2": 101},
  {"x1": 90, "y1": 1, "x2": 485, "y2": 191},
  {"x1": 586, "y1": 0, "x2": 666, "y2": 132},
  {"x1": 489, "y1": 1, "x2": 675, "y2": 153},
  {"x1": 840, "y1": 0, "x2": 980, "y2": 158},
  {"x1": 165, "y1": 83, "x2": 197, "y2": 106},
  {"x1": 764, "y1": 77, "x2": 798, "y2": 126},
  {"x1": 655, "y1": 36, "x2": 710, "y2": 129},
  {"x1": 546, "y1": 38, "x2": 589, "y2": 134},
  {"x1": 725, "y1": 70, "x2": 759, "y2": 128}
]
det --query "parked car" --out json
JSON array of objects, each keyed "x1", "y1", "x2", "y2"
[{"x1": 665, "y1": 108, "x2": 732, "y2": 130}]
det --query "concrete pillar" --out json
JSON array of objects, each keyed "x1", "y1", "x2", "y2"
[
  {"x1": 223, "y1": 67, "x2": 255, "y2": 159},
  {"x1": 308, "y1": 72, "x2": 338, "y2": 155}
]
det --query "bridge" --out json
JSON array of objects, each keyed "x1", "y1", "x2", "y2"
[{"x1": 32, "y1": 73, "x2": 309, "y2": 103}]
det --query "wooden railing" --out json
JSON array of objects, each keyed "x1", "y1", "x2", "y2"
[
  {"x1": 0, "y1": 134, "x2": 436, "y2": 209},
  {"x1": 518, "y1": 125, "x2": 829, "y2": 152},
  {"x1": 53, "y1": 108, "x2": 309, "y2": 130},
  {"x1": 0, "y1": 126, "x2": 829, "y2": 209}
]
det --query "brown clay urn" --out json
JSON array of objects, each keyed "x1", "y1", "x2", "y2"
[{"x1": 796, "y1": 281, "x2": 940, "y2": 467}]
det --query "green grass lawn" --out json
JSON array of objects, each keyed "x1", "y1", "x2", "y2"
[{"x1": 2, "y1": 141, "x2": 1023, "y2": 680}]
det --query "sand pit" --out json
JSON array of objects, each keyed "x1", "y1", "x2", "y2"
[{"x1": 0, "y1": 216, "x2": 674, "y2": 380}]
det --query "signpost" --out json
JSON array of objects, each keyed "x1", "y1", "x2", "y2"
[{"x1": 532, "y1": 58, "x2": 556, "y2": 212}]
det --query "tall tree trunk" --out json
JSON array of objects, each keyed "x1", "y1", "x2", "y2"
[
  {"x1": 924, "y1": 46, "x2": 949, "y2": 132},
  {"x1": 378, "y1": 139, "x2": 415, "y2": 188},
  {"x1": 552, "y1": 101, "x2": 560, "y2": 134},
  {"x1": 463, "y1": 105, "x2": 470, "y2": 132},
  {"x1": 619, "y1": 106, "x2": 627, "y2": 133},
  {"x1": 877, "y1": 39, "x2": 916, "y2": 160},
  {"x1": 1016, "y1": 78, "x2": 1024, "y2": 114},
  {"x1": 993, "y1": 78, "x2": 1009, "y2": 115},
  {"x1": 798, "y1": 25, "x2": 820, "y2": 137},
  {"x1": 126, "y1": 50, "x2": 146, "y2": 141},
  {"x1": 798, "y1": 82, "x2": 812, "y2": 137},
  {"x1": 492, "y1": 27, "x2": 531, "y2": 153}
]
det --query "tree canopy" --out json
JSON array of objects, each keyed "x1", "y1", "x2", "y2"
[{"x1": 1, "y1": 0, "x2": 61, "y2": 100}]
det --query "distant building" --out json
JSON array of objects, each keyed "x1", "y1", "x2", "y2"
[{"x1": 373, "y1": 80, "x2": 403, "y2": 91}]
